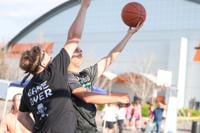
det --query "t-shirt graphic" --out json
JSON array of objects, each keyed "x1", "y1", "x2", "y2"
[
  {"x1": 37, "y1": 103, "x2": 48, "y2": 120},
  {"x1": 78, "y1": 74, "x2": 92, "y2": 90},
  {"x1": 28, "y1": 80, "x2": 53, "y2": 121}
]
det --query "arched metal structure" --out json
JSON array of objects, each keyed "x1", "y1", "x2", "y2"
[{"x1": 7, "y1": 0, "x2": 80, "y2": 49}]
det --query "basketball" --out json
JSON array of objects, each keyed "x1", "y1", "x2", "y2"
[{"x1": 121, "y1": 2, "x2": 146, "y2": 27}]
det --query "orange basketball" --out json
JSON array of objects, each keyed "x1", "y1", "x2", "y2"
[{"x1": 121, "y1": 2, "x2": 146, "y2": 27}]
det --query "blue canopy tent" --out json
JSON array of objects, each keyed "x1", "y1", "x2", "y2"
[
  {"x1": 1, "y1": 80, "x2": 29, "y2": 120},
  {"x1": 0, "y1": 80, "x2": 11, "y2": 100},
  {"x1": 92, "y1": 86, "x2": 108, "y2": 95}
]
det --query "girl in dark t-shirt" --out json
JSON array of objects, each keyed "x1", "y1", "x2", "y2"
[{"x1": 18, "y1": 0, "x2": 91, "y2": 132}]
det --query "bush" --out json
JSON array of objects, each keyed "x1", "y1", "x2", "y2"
[
  {"x1": 178, "y1": 108, "x2": 200, "y2": 117},
  {"x1": 96, "y1": 104, "x2": 105, "y2": 111},
  {"x1": 142, "y1": 103, "x2": 151, "y2": 117},
  {"x1": 178, "y1": 108, "x2": 189, "y2": 116},
  {"x1": 191, "y1": 109, "x2": 200, "y2": 117}
]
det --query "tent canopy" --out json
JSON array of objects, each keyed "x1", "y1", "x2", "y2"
[{"x1": 1, "y1": 80, "x2": 28, "y2": 100}]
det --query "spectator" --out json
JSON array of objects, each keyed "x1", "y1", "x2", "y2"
[
  {"x1": 132, "y1": 99, "x2": 142, "y2": 131},
  {"x1": 153, "y1": 99, "x2": 166, "y2": 133},
  {"x1": 102, "y1": 104, "x2": 118, "y2": 133},
  {"x1": 0, "y1": 93, "x2": 30, "y2": 133},
  {"x1": 125, "y1": 103, "x2": 134, "y2": 129},
  {"x1": 145, "y1": 103, "x2": 155, "y2": 133},
  {"x1": 117, "y1": 103, "x2": 126, "y2": 133}
]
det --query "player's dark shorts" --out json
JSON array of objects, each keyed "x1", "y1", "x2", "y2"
[{"x1": 105, "y1": 121, "x2": 116, "y2": 129}]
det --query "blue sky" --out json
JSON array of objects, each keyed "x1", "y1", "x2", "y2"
[
  {"x1": 1, "y1": 0, "x2": 200, "y2": 44},
  {"x1": 0, "y1": 0, "x2": 67, "y2": 43}
]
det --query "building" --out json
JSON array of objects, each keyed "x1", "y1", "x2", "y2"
[
  {"x1": 6, "y1": 42, "x2": 53, "y2": 58},
  {"x1": 6, "y1": 0, "x2": 200, "y2": 107}
]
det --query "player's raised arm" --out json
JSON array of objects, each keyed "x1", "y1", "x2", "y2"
[
  {"x1": 64, "y1": 0, "x2": 91, "y2": 58},
  {"x1": 96, "y1": 22, "x2": 143, "y2": 77},
  {"x1": 72, "y1": 87, "x2": 130, "y2": 104}
]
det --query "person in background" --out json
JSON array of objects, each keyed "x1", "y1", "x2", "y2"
[
  {"x1": 117, "y1": 103, "x2": 126, "y2": 133},
  {"x1": 145, "y1": 102, "x2": 155, "y2": 133},
  {"x1": 102, "y1": 104, "x2": 118, "y2": 133},
  {"x1": 125, "y1": 103, "x2": 134, "y2": 129},
  {"x1": 132, "y1": 99, "x2": 142, "y2": 131},
  {"x1": 0, "y1": 93, "x2": 30, "y2": 133},
  {"x1": 152, "y1": 99, "x2": 166, "y2": 133},
  {"x1": 149, "y1": 103, "x2": 155, "y2": 122}
]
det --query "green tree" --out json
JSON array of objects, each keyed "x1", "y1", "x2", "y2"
[{"x1": 0, "y1": 47, "x2": 8, "y2": 79}]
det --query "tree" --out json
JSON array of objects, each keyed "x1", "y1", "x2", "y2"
[
  {"x1": 124, "y1": 72, "x2": 161, "y2": 102},
  {"x1": 125, "y1": 55, "x2": 165, "y2": 103},
  {"x1": 0, "y1": 47, "x2": 8, "y2": 79},
  {"x1": 95, "y1": 54, "x2": 166, "y2": 103}
]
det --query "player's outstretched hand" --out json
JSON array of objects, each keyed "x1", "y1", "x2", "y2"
[{"x1": 128, "y1": 21, "x2": 144, "y2": 35}]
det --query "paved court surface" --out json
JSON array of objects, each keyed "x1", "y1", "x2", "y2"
[{"x1": 0, "y1": 101, "x2": 193, "y2": 133}]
